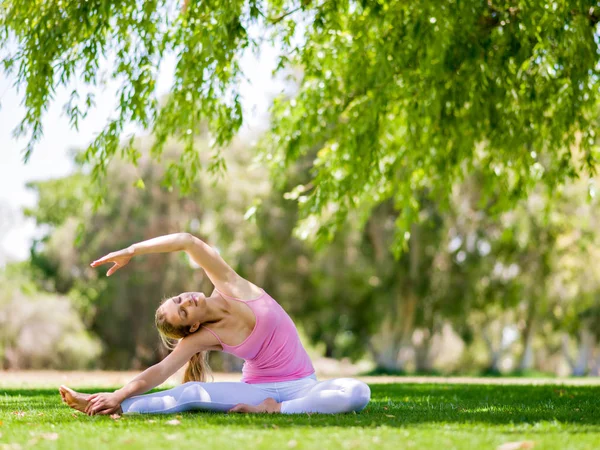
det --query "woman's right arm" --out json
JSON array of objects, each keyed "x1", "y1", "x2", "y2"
[
  {"x1": 91, "y1": 232, "x2": 261, "y2": 299},
  {"x1": 85, "y1": 329, "x2": 215, "y2": 415}
]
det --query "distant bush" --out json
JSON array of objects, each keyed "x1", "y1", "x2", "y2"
[{"x1": 0, "y1": 289, "x2": 102, "y2": 370}]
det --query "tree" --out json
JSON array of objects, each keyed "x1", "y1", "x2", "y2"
[
  {"x1": 445, "y1": 169, "x2": 600, "y2": 375},
  {"x1": 3, "y1": 1, "x2": 599, "y2": 248}
]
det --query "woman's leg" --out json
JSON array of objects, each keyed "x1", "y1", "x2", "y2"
[
  {"x1": 121, "y1": 381, "x2": 272, "y2": 414},
  {"x1": 280, "y1": 378, "x2": 371, "y2": 414}
]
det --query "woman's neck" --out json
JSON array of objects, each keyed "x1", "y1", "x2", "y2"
[{"x1": 202, "y1": 292, "x2": 231, "y2": 325}]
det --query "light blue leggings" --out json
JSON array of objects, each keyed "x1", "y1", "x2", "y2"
[{"x1": 121, "y1": 374, "x2": 371, "y2": 414}]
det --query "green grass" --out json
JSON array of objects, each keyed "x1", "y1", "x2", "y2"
[{"x1": 2, "y1": 383, "x2": 600, "y2": 449}]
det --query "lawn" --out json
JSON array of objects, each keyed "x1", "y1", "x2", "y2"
[{"x1": 2, "y1": 381, "x2": 600, "y2": 449}]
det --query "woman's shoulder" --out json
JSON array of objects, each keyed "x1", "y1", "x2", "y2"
[
  {"x1": 180, "y1": 327, "x2": 223, "y2": 352},
  {"x1": 215, "y1": 277, "x2": 264, "y2": 302}
]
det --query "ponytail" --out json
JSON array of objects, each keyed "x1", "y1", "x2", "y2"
[{"x1": 183, "y1": 351, "x2": 212, "y2": 382}]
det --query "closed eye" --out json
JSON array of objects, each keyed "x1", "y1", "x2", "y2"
[{"x1": 180, "y1": 307, "x2": 187, "y2": 318}]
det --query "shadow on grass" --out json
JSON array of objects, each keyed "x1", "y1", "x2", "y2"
[{"x1": 3, "y1": 383, "x2": 600, "y2": 429}]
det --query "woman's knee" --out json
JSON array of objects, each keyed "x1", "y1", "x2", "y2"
[
  {"x1": 180, "y1": 381, "x2": 212, "y2": 402},
  {"x1": 330, "y1": 378, "x2": 371, "y2": 412},
  {"x1": 347, "y1": 380, "x2": 371, "y2": 411}
]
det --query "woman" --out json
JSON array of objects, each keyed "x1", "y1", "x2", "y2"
[{"x1": 59, "y1": 233, "x2": 371, "y2": 415}]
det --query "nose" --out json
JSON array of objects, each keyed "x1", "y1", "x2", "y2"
[{"x1": 174, "y1": 294, "x2": 197, "y2": 306}]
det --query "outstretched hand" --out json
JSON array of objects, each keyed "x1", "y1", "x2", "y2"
[
  {"x1": 85, "y1": 392, "x2": 122, "y2": 416},
  {"x1": 90, "y1": 247, "x2": 134, "y2": 276}
]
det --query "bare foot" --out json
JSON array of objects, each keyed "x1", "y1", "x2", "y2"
[
  {"x1": 59, "y1": 385, "x2": 92, "y2": 414},
  {"x1": 229, "y1": 397, "x2": 281, "y2": 414}
]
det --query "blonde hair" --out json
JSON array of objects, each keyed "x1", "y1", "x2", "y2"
[{"x1": 155, "y1": 302, "x2": 212, "y2": 383}]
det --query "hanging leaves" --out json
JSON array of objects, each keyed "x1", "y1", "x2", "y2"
[{"x1": 3, "y1": 1, "x2": 600, "y2": 249}]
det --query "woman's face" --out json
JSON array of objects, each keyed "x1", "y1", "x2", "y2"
[{"x1": 160, "y1": 292, "x2": 207, "y2": 331}]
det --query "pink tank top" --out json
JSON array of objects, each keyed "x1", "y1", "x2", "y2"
[{"x1": 203, "y1": 288, "x2": 315, "y2": 384}]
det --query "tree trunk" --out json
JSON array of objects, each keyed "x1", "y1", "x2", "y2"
[
  {"x1": 519, "y1": 334, "x2": 535, "y2": 372},
  {"x1": 589, "y1": 347, "x2": 600, "y2": 376},
  {"x1": 562, "y1": 334, "x2": 576, "y2": 370},
  {"x1": 371, "y1": 340, "x2": 401, "y2": 371},
  {"x1": 368, "y1": 290, "x2": 417, "y2": 372},
  {"x1": 482, "y1": 329, "x2": 502, "y2": 374},
  {"x1": 323, "y1": 338, "x2": 335, "y2": 358},
  {"x1": 573, "y1": 329, "x2": 594, "y2": 376},
  {"x1": 366, "y1": 209, "x2": 421, "y2": 373},
  {"x1": 518, "y1": 299, "x2": 537, "y2": 371},
  {"x1": 414, "y1": 329, "x2": 435, "y2": 373}
]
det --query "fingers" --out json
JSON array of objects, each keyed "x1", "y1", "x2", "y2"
[
  {"x1": 90, "y1": 258, "x2": 119, "y2": 276},
  {"x1": 106, "y1": 263, "x2": 119, "y2": 277},
  {"x1": 228, "y1": 404, "x2": 247, "y2": 413},
  {"x1": 88, "y1": 403, "x2": 101, "y2": 416},
  {"x1": 86, "y1": 398, "x2": 101, "y2": 415},
  {"x1": 90, "y1": 255, "x2": 112, "y2": 267}
]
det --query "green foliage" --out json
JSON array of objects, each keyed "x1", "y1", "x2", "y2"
[
  {"x1": 264, "y1": 0, "x2": 600, "y2": 249},
  {"x1": 19, "y1": 130, "x2": 600, "y2": 373},
  {"x1": 3, "y1": 1, "x2": 600, "y2": 246},
  {"x1": 2, "y1": 382, "x2": 600, "y2": 449},
  {"x1": 23, "y1": 174, "x2": 88, "y2": 228}
]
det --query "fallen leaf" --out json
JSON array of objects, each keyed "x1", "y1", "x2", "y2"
[
  {"x1": 287, "y1": 439, "x2": 297, "y2": 448},
  {"x1": 497, "y1": 441, "x2": 535, "y2": 450},
  {"x1": 146, "y1": 420, "x2": 157, "y2": 424},
  {"x1": 166, "y1": 419, "x2": 180, "y2": 426},
  {"x1": 13, "y1": 412, "x2": 25, "y2": 417},
  {"x1": 37, "y1": 413, "x2": 45, "y2": 417},
  {"x1": 110, "y1": 414, "x2": 121, "y2": 420},
  {"x1": 271, "y1": 424, "x2": 279, "y2": 429},
  {"x1": 71, "y1": 413, "x2": 78, "y2": 418},
  {"x1": 164, "y1": 434, "x2": 177, "y2": 441},
  {"x1": 385, "y1": 414, "x2": 395, "y2": 418},
  {"x1": 41, "y1": 433, "x2": 59, "y2": 441}
]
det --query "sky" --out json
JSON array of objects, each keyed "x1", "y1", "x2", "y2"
[{"x1": 0, "y1": 41, "x2": 280, "y2": 266}]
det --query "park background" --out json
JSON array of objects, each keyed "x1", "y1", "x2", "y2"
[
  {"x1": 2, "y1": 1, "x2": 600, "y2": 382},
  {"x1": 3, "y1": 2, "x2": 600, "y2": 449}
]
